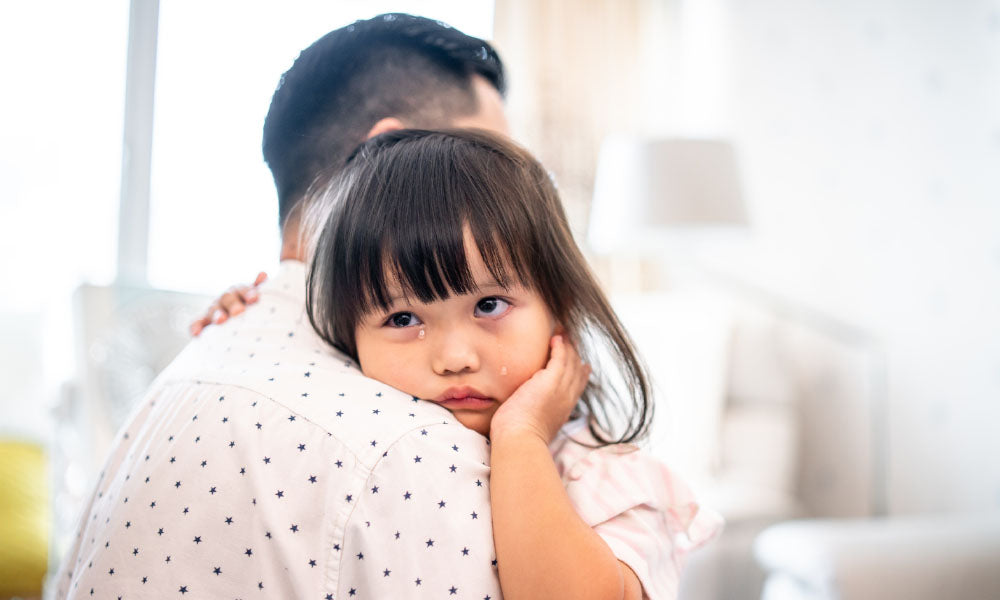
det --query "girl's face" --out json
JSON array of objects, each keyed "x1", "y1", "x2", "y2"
[{"x1": 354, "y1": 230, "x2": 557, "y2": 437}]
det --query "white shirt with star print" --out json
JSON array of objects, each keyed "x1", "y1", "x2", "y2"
[{"x1": 50, "y1": 261, "x2": 502, "y2": 600}]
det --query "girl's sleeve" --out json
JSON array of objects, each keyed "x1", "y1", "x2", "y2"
[{"x1": 556, "y1": 442, "x2": 724, "y2": 600}]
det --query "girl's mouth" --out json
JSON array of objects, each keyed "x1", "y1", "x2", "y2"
[{"x1": 435, "y1": 386, "x2": 494, "y2": 409}]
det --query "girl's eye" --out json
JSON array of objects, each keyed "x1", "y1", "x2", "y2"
[
  {"x1": 474, "y1": 297, "x2": 511, "y2": 318},
  {"x1": 385, "y1": 312, "x2": 422, "y2": 328}
]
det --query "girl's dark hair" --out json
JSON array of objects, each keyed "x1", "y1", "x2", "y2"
[{"x1": 305, "y1": 129, "x2": 651, "y2": 446}]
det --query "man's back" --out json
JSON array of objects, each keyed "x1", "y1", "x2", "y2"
[{"x1": 52, "y1": 261, "x2": 501, "y2": 599}]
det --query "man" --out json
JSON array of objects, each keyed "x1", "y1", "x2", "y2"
[{"x1": 52, "y1": 14, "x2": 509, "y2": 599}]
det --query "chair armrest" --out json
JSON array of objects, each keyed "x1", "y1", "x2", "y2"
[{"x1": 753, "y1": 514, "x2": 1000, "y2": 600}]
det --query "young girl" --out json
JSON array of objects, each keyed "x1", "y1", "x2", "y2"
[
  {"x1": 294, "y1": 128, "x2": 722, "y2": 600},
  {"x1": 199, "y1": 128, "x2": 721, "y2": 598}
]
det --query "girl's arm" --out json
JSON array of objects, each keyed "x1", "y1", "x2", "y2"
[
  {"x1": 489, "y1": 337, "x2": 643, "y2": 600},
  {"x1": 491, "y1": 430, "x2": 643, "y2": 600}
]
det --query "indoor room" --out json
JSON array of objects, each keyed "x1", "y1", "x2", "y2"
[{"x1": 1, "y1": 1, "x2": 998, "y2": 598}]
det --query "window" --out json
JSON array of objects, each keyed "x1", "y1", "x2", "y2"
[{"x1": 146, "y1": 1, "x2": 496, "y2": 292}]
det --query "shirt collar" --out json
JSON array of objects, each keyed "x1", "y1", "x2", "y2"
[{"x1": 266, "y1": 259, "x2": 308, "y2": 303}]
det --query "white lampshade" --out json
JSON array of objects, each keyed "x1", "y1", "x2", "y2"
[{"x1": 588, "y1": 136, "x2": 747, "y2": 254}]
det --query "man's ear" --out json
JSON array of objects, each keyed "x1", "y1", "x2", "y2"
[{"x1": 365, "y1": 117, "x2": 406, "y2": 140}]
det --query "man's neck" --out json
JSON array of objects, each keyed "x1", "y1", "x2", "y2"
[
  {"x1": 280, "y1": 215, "x2": 304, "y2": 261},
  {"x1": 280, "y1": 238, "x2": 303, "y2": 261}
]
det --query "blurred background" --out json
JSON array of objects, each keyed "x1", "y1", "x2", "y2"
[{"x1": 1, "y1": 0, "x2": 998, "y2": 598}]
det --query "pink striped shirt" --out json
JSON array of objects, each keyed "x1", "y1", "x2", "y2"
[{"x1": 549, "y1": 419, "x2": 723, "y2": 599}]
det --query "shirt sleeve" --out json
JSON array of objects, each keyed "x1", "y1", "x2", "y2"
[
  {"x1": 559, "y1": 444, "x2": 724, "y2": 600},
  {"x1": 337, "y1": 422, "x2": 501, "y2": 600}
]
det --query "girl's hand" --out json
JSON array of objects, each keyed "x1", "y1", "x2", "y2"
[
  {"x1": 489, "y1": 335, "x2": 591, "y2": 444},
  {"x1": 189, "y1": 272, "x2": 268, "y2": 336}
]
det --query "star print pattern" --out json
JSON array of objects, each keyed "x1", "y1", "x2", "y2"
[{"x1": 52, "y1": 262, "x2": 502, "y2": 600}]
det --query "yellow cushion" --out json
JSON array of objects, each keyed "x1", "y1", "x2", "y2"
[{"x1": 0, "y1": 441, "x2": 48, "y2": 597}]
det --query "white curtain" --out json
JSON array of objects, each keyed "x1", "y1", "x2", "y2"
[{"x1": 493, "y1": 0, "x2": 655, "y2": 236}]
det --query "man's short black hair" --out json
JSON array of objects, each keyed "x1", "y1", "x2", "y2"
[{"x1": 262, "y1": 13, "x2": 506, "y2": 227}]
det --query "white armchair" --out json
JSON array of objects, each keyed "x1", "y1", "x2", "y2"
[
  {"x1": 616, "y1": 283, "x2": 1000, "y2": 600},
  {"x1": 611, "y1": 285, "x2": 883, "y2": 600},
  {"x1": 754, "y1": 513, "x2": 1000, "y2": 600}
]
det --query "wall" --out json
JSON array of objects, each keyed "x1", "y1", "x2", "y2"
[
  {"x1": 0, "y1": 1, "x2": 128, "y2": 442},
  {"x1": 671, "y1": 0, "x2": 1000, "y2": 514},
  {"x1": 493, "y1": 0, "x2": 999, "y2": 514}
]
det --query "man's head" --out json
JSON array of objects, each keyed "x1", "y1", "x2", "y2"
[{"x1": 263, "y1": 13, "x2": 509, "y2": 252}]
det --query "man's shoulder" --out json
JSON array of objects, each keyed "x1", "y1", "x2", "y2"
[{"x1": 152, "y1": 294, "x2": 478, "y2": 466}]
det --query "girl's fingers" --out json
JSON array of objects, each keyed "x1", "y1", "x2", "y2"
[
  {"x1": 541, "y1": 335, "x2": 566, "y2": 379},
  {"x1": 189, "y1": 273, "x2": 266, "y2": 337},
  {"x1": 218, "y1": 291, "x2": 242, "y2": 317},
  {"x1": 556, "y1": 336, "x2": 584, "y2": 384},
  {"x1": 564, "y1": 344, "x2": 590, "y2": 405},
  {"x1": 549, "y1": 334, "x2": 589, "y2": 410},
  {"x1": 548, "y1": 334, "x2": 564, "y2": 363},
  {"x1": 189, "y1": 304, "x2": 220, "y2": 336},
  {"x1": 189, "y1": 318, "x2": 208, "y2": 337}
]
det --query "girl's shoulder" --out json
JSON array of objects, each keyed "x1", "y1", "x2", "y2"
[
  {"x1": 548, "y1": 418, "x2": 641, "y2": 475},
  {"x1": 548, "y1": 417, "x2": 655, "y2": 485},
  {"x1": 549, "y1": 418, "x2": 723, "y2": 548}
]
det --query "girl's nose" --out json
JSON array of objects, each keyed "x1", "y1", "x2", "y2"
[{"x1": 431, "y1": 329, "x2": 481, "y2": 375}]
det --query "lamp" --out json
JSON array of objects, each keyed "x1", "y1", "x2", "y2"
[
  {"x1": 587, "y1": 135, "x2": 889, "y2": 518},
  {"x1": 587, "y1": 136, "x2": 747, "y2": 255}
]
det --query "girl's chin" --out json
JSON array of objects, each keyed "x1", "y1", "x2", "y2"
[
  {"x1": 453, "y1": 414, "x2": 492, "y2": 437},
  {"x1": 418, "y1": 395, "x2": 498, "y2": 437}
]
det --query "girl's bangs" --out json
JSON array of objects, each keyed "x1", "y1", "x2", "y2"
[{"x1": 352, "y1": 146, "x2": 536, "y2": 315}]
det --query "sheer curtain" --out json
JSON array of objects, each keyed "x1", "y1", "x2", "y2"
[{"x1": 493, "y1": 0, "x2": 658, "y2": 237}]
